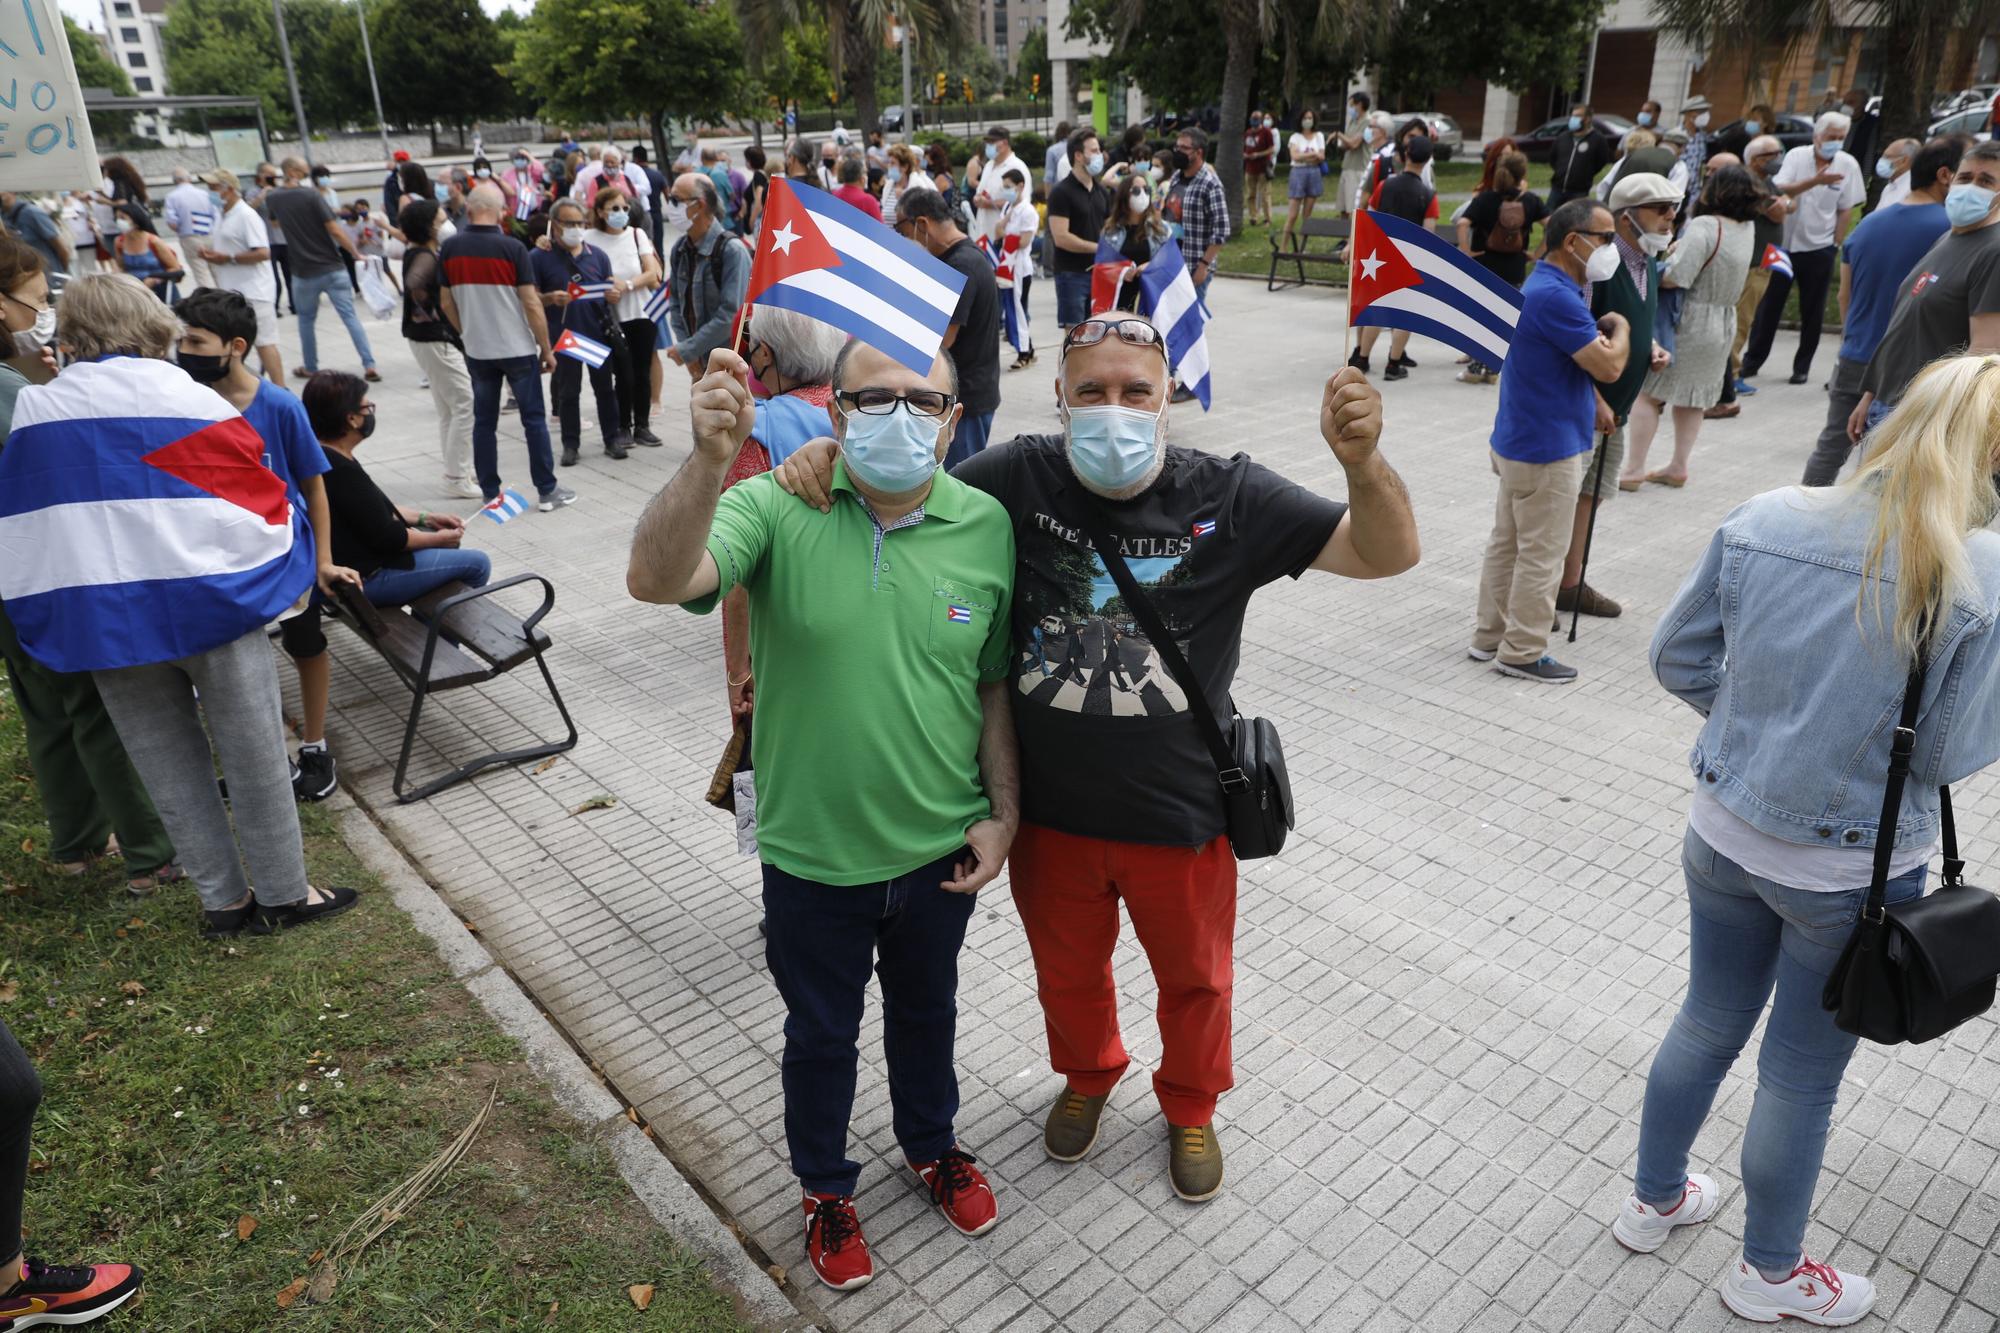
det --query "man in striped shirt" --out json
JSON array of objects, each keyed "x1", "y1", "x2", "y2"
[{"x1": 439, "y1": 186, "x2": 574, "y2": 512}]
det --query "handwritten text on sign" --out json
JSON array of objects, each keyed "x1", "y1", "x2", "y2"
[{"x1": 0, "y1": 0, "x2": 103, "y2": 192}]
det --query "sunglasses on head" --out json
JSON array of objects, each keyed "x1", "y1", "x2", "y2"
[{"x1": 1060, "y1": 317, "x2": 1167, "y2": 359}]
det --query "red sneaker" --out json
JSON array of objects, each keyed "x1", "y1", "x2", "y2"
[
  {"x1": 0, "y1": 1257, "x2": 143, "y2": 1330},
  {"x1": 910, "y1": 1147, "x2": 998, "y2": 1237},
  {"x1": 802, "y1": 1192, "x2": 873, "y2": 1291}
]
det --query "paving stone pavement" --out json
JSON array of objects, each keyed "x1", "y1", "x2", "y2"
[{"x1": 266, "y1": 278, "x2": 2000, "y2": 1333}]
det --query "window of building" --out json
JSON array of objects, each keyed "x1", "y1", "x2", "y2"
[
  {"x1": 133, "y1": 75, "x2": 152, "y2": 91},
  {"x1": 112, "y1": 1, "x2": 131, "y2": 13},
  {"x1": 119, "y1": 25, "x2": 139, "y2": 41},
  {"x1": 125, "y1": 50, "x2": 145, "y2": 67}
]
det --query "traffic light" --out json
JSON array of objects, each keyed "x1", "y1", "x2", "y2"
[
  {"x1": 1031, "y1": 73, "x2": 1040, "y2": 99},
  {"x1": 961, "y1": 75, "x2": 973, "y2": 104},
  {"x1": 935, "y1": 70, "x2": 946, "y2": 101}
]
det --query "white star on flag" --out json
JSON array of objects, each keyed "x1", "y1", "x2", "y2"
[
  {"x1": 1359, "y1": 252, "x2": 1385, "y2": 281},
  {"x1": 769, "y1": 222, "x2": 800, "y2": 256}
]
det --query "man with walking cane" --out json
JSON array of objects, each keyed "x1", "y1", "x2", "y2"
[{"x1": 1559, "y1": 173, "x2": 1677, "y2": 637}]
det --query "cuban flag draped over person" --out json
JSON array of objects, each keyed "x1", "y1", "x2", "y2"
[
  {"x1": 1348, "y1": 209, "x2": 1524, "y2": 368},
  {"x1": 1089, "y1": 237, "x2": 1138, "y2": 316},
  {"x1": 0, "y1": 358, "x2": 317, "y2": 674},
  {"x1": 1135, "y1": 237, "x2": 1214, "y2": 410},
  {"x1": 975, "y1": 234, "x2": 1033, "y2": 356},
  {"x1": 1760, "y1": 243, "x2": 1794, "y2": 280},
  {"x1": 746, "y1": 177, "x2": 966, "y2": 374}
]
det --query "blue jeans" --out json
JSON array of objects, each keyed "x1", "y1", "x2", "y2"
[
  {"x1": 945, "y1": 410, "x2": 994, "y2": 471},
  {"x1": 762, "y1": 849, "x2": 976, "y2": 1195},
  {"x1": 361, "y1": 547, "x2": 492, "y2": 607},
  {"x1": 466, "y1": 354, "x2": 557, "y2": 501},
  {"x1": 1055, "y1": 270, "x2": 1091, "y2": 328},
  {"x1": 1634, "y1": 827, "x2": 1925, "y2": 1271},
  {"x1": 292, "y1": 268, "x2": 376, "y2": 372}
]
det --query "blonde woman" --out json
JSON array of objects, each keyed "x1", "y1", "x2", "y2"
[{"x1": 1627, "y1": 354, "x2": 2000, "y2": 1326}]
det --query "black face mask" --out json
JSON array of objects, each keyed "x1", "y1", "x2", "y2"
[
  {"x1": 176, "y1": 349, "x2": 230, "y2": 384},
  {"x1": 1171, "y1": 148, "x2": 1191, "y2": 173},
  {"x1": 356, "y1": 411, "x2": 377, "y2": 440}
]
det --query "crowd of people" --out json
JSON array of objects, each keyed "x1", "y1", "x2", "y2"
[{"x1": 4, "y1": 96, "x2": 2000, "y2": 1329}]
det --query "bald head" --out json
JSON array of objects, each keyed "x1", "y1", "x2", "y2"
[
  {"x1": 1882, "y1": 137, "x2": 1920, "y2": 178},
  {"x1": 1745, "y1": 135, "x2": 1784, "y2": 177},
  {"x1": 1704, "y1": 152, "x2": 1741, "y2": 177},
  {"x1": 173, "y1": 167, "x2": 191, "y2": 184},
  {"x1": 1058, "y1": 315, "x2": 1171, "y2": 413},
  {"x1": 466, "y1": 184, "x2": 505, "y2": 221}
]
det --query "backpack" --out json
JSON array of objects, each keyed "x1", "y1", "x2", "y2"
[{"x1": 1488, "y1": 196, "x2": 1529, "y2": 254}]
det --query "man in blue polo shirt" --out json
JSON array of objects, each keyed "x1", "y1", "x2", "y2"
[
  {"x1": 1470, "y1": 198, "x2": 1631, "y2": 684},
  {"x1": 1800, "y1": 134, "x2": 1955, "y2": 484}
]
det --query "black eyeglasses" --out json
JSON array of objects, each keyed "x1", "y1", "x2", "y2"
[
  {"x1": 836, "y1": 388, "x2": 957, "y2": 418},
  {"x1": 1576, "y1": 230, "x2": 1617, "y2": 243},
  {"x1": 1061, "y1": 318, "x2": 1167, "y2": 357}
]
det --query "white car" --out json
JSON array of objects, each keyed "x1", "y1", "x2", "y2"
[
  {"x1": 1933, "y1": 85, "x2": 2000, "y2": 119},
  {"x1": 1930, "y1": 105, "x2": 1995, "y2": 140}
]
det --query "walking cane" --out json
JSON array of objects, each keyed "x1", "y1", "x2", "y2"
[{"x1": 1568, "y1": 428, "x2": 1613, "y2": 645}]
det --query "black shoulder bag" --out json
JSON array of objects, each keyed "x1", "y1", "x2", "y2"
[
  {"x1": 1823, "y1": 644, "x2": 2000, "y2": 1044},
  {"x1": 1072, "y1": 502, "x2": 1293, "y2": 860},
  {"x1": 556, "y1": 244, "x2": 627, "y2": 355}
]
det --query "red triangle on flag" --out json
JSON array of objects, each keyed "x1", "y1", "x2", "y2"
[
  {"x1": 1348, "y1": 210, "x2": 1425, "y2": 320},
  {"x1": 748, "y1": 178, "x2": 843, "y2": 305},
  {"x1": 142, "y1": 416, "x2": 289, "y2": 526}
]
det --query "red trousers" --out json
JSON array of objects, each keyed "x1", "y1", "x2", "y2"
[{"x1": 1009, "y1": 822, "x2": 1237, "y2": 1126}]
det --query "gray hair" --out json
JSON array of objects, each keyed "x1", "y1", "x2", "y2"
[
  {"x1": 750, "y1": 305, "x2": 846, "y2": 385},
  {"x1": 1815, "y1": 111, "x2": 1852, "y2": 138},
  {"x1": 465, "y1": 183, "x2": 505, "y2": 218},
  {"x1": 837, "y1": 155, "x2": 864, "y2": 185},
  {"x1": 172, "y1": 166, "x2": 191, "y2": 184},
  {"x1": 57, "y1": 273, "x2": 180, "y2": 360},
  {"x1": 683, "y1": 172, "x2": 720, "y2": 218},
  {"x1": 786, "y1": 137, "x2": 816, "y2": 169},
  {"x1": 550, "y1": 197, "x2": 586, "y2": 224}
]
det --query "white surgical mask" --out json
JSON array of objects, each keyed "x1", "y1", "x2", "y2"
[
  {"x1": 475, "y1": 167, "x2": 491, "y2": 178},
  {"x1": 1000, "y1": 186, "x2": 1019, "y2": 206},
  {"x1": 1263, "y1": 117, "x2": 1274, "y2": 128},
  {"x1": 1637, "y1": 228, "x2": 1671, "y2": 256},
  {"x1": 1946, "y1": 183, "x2": 1996, "y2": 229},
  {"x1": 559, "y1": 225, "x2": 585, "y2": 248},
  {"x1": 605, "y1": 209, "x2": 629, "y2": 230},
  {"x1": 1694, "y1": 111, "x2": 1711, "y2": 129},
  {"x1": 1129, "y1": 190, "x2": 1150, "y2": 215},
  {"x1": 1065, "y1": 401, "x2": 1165, "y2": 492},
  {"x1": 1818, "y1": 139, "x2": 1843, "y2": 160},
  {"x1": 12, "y1": 305, "x2": 54, "y2": 356},
  {"x1": 1876, "y1": 156, "x2": 1895, "y2": 180},
  {"x1": 840, "y1": 403, "x2": 943, "y2": 494},
  {"x1": 1581, "y1": 238, "x2": 1621, "y2": 283},
  {"x1": 664, "y1": 201, "x2": 690, "y2": 229},
  {"x1": 115, "y1": 217, "x2": 135, "y2": 234}
]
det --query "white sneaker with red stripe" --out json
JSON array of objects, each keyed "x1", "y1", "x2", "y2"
[
  {"x1": 1610, "y1": 1173, "x2": 1720, "y2": 1253},
  {"x1": 1719, "y1": 1254, "x2": 1876, "y2": 1326}
]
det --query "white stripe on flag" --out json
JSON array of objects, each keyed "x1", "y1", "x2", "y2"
[
  {"x1": 10, "y1": 358, "x2": 235, "y2": 433},
  {"x1": 1394, "y1": 242, "x2": 1522, "y2": 330},
  {"x1": 1150, "y1": 270, "x2": 1199, "y2": 351},
  {"x1": 1365, "y1": 287, "x2": 1512, "y2": 365},
  {"x1": 0, "y1": 497, "x2": 289, "y2": 600},
  {"x1": 807, "y1": 210, "x2": 961, "y2": 320},
  {"x1": 780, "y1": 268, "x2": 950, "y2": 360}
]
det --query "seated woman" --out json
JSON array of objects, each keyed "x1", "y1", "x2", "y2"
[
  {"x1": 108, "y1": 202, "x2": 182, "y2": 300},
  {"x1": 277, "y1": 371, "x2": 491, "y2": 801}
]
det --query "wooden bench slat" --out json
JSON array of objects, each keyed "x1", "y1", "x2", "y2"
[{"x1": 410, "y1": 582, "x2": 551, "y2": 673}]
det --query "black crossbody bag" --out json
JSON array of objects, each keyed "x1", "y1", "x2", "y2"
[
  {"x1": 1823, "y1": 644, "x2": 2000, "y2": 1044},
  {"x1": 1073, "y1": 503, "x2": 1293, "y2": 860}
]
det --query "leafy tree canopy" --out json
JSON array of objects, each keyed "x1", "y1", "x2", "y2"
[
  {"x1": 67, "y1": 16, "x2": 137, "y2": 141},
  {"x1": 371, "y1": 0, "x2": 513, "y2": 132}
]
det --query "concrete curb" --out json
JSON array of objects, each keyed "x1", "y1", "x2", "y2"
[{"x1": 333, "y1": 797, "x2": 813, "y2": 1332}]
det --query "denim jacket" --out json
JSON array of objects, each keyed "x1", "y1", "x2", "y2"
[{"x1": 1652, "y1": 485, "x2": 2000, "y2": 853}]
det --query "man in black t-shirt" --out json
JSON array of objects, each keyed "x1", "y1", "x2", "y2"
[
  {"x1": 894, "y1": 187, "x2": 1001, "y2": 467},
  {"x1": 1046, "y1": 127, "x2": 1112, "y2": 329},
  {"x1": 772, "y1": 313, "x2": 1421, "y2": 1205},
  {"x1": 263, "y1": 157, "x2": 376, "y2": 380}
]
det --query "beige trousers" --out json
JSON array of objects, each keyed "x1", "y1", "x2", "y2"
[
  {"x1": 1730, "y1": 268, "x2": 1771, "y2": 370},
  {"x1": 409, "y1": 339, "x2": 475, "y2": 482},
  {"x1": 1474, "y1": 449, "x2": 1587, "y2": 665},
  {"x1": 174, "y1": 237, "x2": 215, "y2": 291}
]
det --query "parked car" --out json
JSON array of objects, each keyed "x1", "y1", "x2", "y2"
[
  {"x1": 1930, "y1": 105, "x2": 1995, "y2": 140},
  {"x1": 879, "y1": 104, "x2": 924, "y2": 133},
  {"x1": 1710, "y1": 113, "x2": 1814, "y2": 152},
  {"x1": 1398, "y1": 111, "x2": 1463, "y2": 161},
  {"x1": 1933, "y1": 85, "x2": 2000, "y2": 119},
  {"x1": 1141, "y1": 107, "x2": 1221, "y2": 135},
  {"x1": 1509, "y1": 113, "x2": 1634, "y2": 162}
]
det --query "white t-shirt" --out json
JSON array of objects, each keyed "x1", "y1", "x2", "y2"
[
  {"x1": 1875, "y1": 171, "x2": 1913, "y2": 211},
  {"x1": 211, "y1": 199, "x2": 276, "y2": 304},
  {"x1": 583, "y1": 224, "x2": 658, "y2": 323},
  {"x1": 1774, "y1": 145, "x2": 1865, "y2": 252},
  {"x1": 1000, "y1": 198, "x2": 1039, "y2": 276},
  {"x1": 1288, "y1": 131, "x2": 1326, "y2": 164},
  {"x1": 61, "y1": 196, "x2": 94, "y2": 246}
]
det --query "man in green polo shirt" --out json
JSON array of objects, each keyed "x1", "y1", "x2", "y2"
[{"x1": 626, "y1": 342, "x2": 1018, "y2": 1295}]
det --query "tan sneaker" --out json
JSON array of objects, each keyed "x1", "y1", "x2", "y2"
[
  {"x1": 1042, "y1": 1086, "x2": 1108, "y2": 1162},
  {"x1": 1168, "y1": 1123, "x2": 1223, "y2": 1202}
]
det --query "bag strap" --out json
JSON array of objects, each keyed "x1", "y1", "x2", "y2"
[
  {"x1": 1866, "y1": 643, "x2": 1933, "y2": 922},
  {"x1": 1069, "y1": 498, "x2": 1249, "y2": 796}
]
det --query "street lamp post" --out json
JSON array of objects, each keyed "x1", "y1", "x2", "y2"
[
  {"x1": 355, "y1": 0, "x2": 392, "y2": 160},
  {"x1": 271, "y1": 0, "x2": 312, "y2": 165},
  {"x1": 894, "y1": 19, "x2": 912, "y2": 146}
]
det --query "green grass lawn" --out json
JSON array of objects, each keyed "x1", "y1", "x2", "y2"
[{"x1": 0, "y1": 693, "x2": 747, "y2": 1330}]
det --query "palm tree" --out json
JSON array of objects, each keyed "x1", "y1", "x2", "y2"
[
  {"x1": 1650, "y1": 0, "x2": 2000, "y2": 144},
  {"x1": 737, "y1": 0, "x2": 974, "y2": 141}
]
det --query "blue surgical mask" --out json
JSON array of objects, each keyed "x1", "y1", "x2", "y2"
[
  {"x1": 1567, "y1": 116, "x2": 1583, "y2": 132},
  {"x1": 433, "y1": 182, "x2": 450, "y2": 201},
  {"x1": 984, "y1": 142, "x2": 998, "y2": 160},
  {"x1": 1637, "y1": 111, "x2": 1654, "y2": 127},
  {"x1": 1946, "y1": 183, "x2": 1996, "y2": 228},
  {"x1": 1000, "y1": 187, "x2": 1019, "y2": 205},
  {"x1": 840, "y1": 403, "x2": 943, "y2": 494},
  {"x1": 1818, "y1": 139, "x2": 1843, "y2": 160},
  {"x1": 886, "y1": 165, "x2": 902, "y2": 184},
  {"x1": 1087, "y1": 152, "x2": 1105, "y2": 176},
  {"x1": 1744, "y1": 119, "x2": 1763, "y2": 136},
  {"x1": 606, "y1": 209, "x2": 629, "y2": 230},
  {"x1": 1876, "y1": 156, "x2": 1894, "y2": 180},
  {"x1": 1065, "y1": 401, "x2": 1164, "y2": 492}
]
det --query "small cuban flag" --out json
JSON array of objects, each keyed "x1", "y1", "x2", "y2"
[
  {"x1": 566, "y1": 279, "x2": 613, "y2": 303},
  {"x1": 1760, "y1": 243, "x2": 1794, "y2": 280},
  {"x1": 946, "y1": 604, "x2": 973, "y2": 624},
  {"x1": 643, "y1": 280, "x2": 670, "y2": 330},
  {"x1": 480, "y1": 489, "x2": 530, "y2": 525},
  {"x1": 515, "y1": 188, "x2": 536, "y2": 222},
  {"x1": 553, "y1": 328, "x2": 611, "y2": 368},
  {"x1": 1091, "y1": 236, "x2": 1138, "y2": 315},
  {"x1": 1349, "y1": 209, "x2": 1524, "y2": 368},
  {"x1": 189, "y1": 208, "x2": 215, "y2": 236},
  {"x1": 746, "y1": 178, "x2": 967, "y2": 375},
  {"x1": 1192, "y1": 518, "x2": 1216, "y2": 538}
]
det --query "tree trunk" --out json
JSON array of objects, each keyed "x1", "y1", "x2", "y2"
[
  {"x1": 851, "y1": 43, "x2": 881, "y2": 140},
  {"x1": 1867, "y1": 10, "x2": 1942, "y2": 210},
  {"x1": 1215, "y1": 6, "x2": 1258, "y2": 234},
  {"x1": 650, "y1": 108, "x2": 669, "y2": 174}
]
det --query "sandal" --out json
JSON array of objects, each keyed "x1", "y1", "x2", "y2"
[
  {"x1": 202, "y1": 900, "x2": 255, "y2": 939},
  {"x1": 251, "y1": 884, "x2": 360, "y2": 934},
  {"x1": 1646, "y1": 471, "x2": 1688, "y2": 488},
  {"x1": 127, "y1": 863, "x2": 184, "y2": 897}
]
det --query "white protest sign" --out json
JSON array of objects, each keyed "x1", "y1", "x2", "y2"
[{"x1": 0, "y1": 0, "x2": 103, "y2": 193}]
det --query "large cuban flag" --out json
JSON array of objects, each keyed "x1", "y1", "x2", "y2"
[
  {"x1": 1136, "y1": 237, "x2": 1214, "y2": 410},
  {"x1": 746, "y1": 178, "x2": 966, "y2": 375},
  {"x1": 976, "y1": 233, "x2": 1032, "y2": 356},
  {"x1": 0, "y1": 358, "x2": 317, "y2": 674},
  {"x1": 1350, "y1": 210, "x2": 1524, "y2": 368}
]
